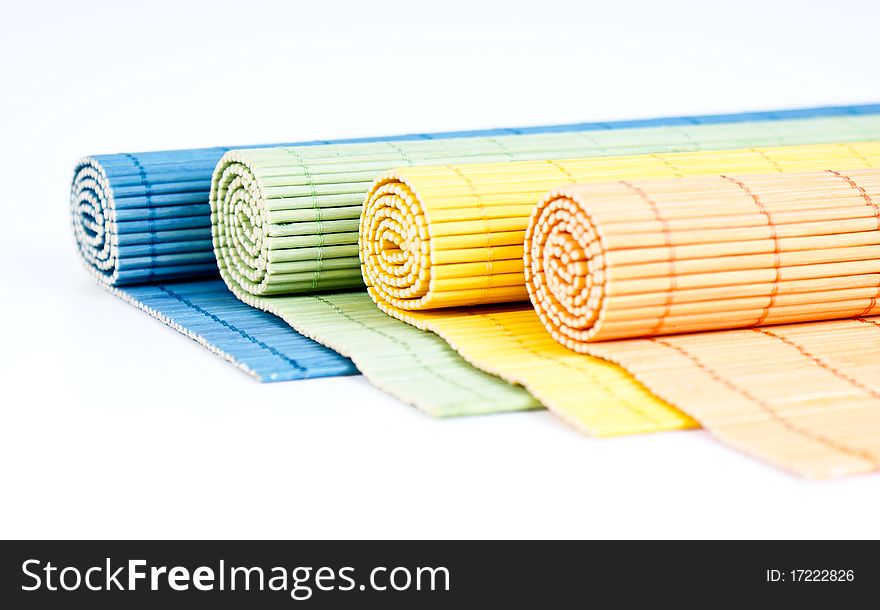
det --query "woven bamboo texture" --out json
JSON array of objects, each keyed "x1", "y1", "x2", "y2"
[
  {"x1": 77, "y1": 105, "x2": 824, "y2": 381},
  {"x1": 214, "y1": 118, "x2": 880, "y2": 297},
  {"x1": 73, "y1": 107, "x2": 876, "y2": 381},
  {"x1": 360, "y1": 142, "x2": 880, "y2": 435},
  {"x1": 117, "y1": 279, "x2": 357, "y2": 381},
  {"x1": 524, "y1": 170, "x2": 880, "y2": 478},
  {"x1": 212, "y1": 129, "x2": 880, "y2": 415},
  {"x1": 527, "y1": 171, "x2": 880, "y2": 342},
  {"x1": 77, "y1": 114, "x2": 750, "y2": 383}
]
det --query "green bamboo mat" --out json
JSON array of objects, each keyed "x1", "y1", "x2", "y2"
[
  {"x1": 210, "y1": 115, "x2": 880, "y2": 416},
  {"x1": 251, "y1": 293, "x2": 538, "y2": 416}
]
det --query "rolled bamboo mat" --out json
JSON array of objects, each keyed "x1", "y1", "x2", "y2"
[
  {"x1": 360, "y1": 141, "x2": 880, "y2": 433},
  {"x1": 75, "y1": 105, "x2": 876, "y2": 381},
  {"x1": 214, "y1": 118, "x2": 880, "y2": 297},
  {"x1": 211, "y1": 125, "x2": 880, "y2": 415},
  {"x1": 523, "y1": 170, "x2": 880, "y2": 477},
  {"x1": 526, "y1": 171, "x2": 880, "y2": 343}
]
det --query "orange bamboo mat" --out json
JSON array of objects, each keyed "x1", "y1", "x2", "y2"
[
  {"x1": 524, "y1": 169, "x2": 880, "y2": 477},
  {"x1": 361, "y1": 144, "x2": 880, "y2": 474},
  {"x1": 526, "y1": 170, "x2": 880, "y2": 343},
  {"x1": 361, "y1": 142, "x2": 880, "y2": 439}
]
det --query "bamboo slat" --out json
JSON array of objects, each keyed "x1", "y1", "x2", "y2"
[
  {"x1": 82, "y1": 108, "x2": 829, "y2": 383},
  {"x1": 69, "y1": 107, "x2": 880, "y2": 383},
  {"x1": 214, "y1": 121, "x2": 880, "y2": 296},
  {"x1": 211, "y1": 133, "x2": 880, "y2": 416},
  {"x1": 82, "y1": 107, "x2": 830, "y2": 382},
  {"x1": 527, "y1": 171, "x2": 880, "y2": 343},
  {"x1": 523, "y1": 169, "x2": 880, "y2": 477},
  {"x1": 359, "y1": 142, "x2": 880, "y2": 448}
]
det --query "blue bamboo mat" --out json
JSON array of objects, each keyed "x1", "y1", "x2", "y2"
[
  {"x1": 72, "y1": 103, "x2": 880, "y2": 381},
  {"x1": 117, "y1": 280, "x2": 352, "y2": 381}
]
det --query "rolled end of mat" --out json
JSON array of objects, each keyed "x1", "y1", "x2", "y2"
[
  {"x1": 210, "y1": 149, "x2": 365, "y2": 300},
  {"x1": 71, "y1": 155, "x2": 219, "y2": 287},
  {"x1": 526, "y1": 170, "x2": 880, "y2": 348},
  {"x1": 71, "y1": 157, "x2": 121, "y2": 285},
  {"x1": 361, "y1": 170, "x2": 530, "y2": 312},
  {"x1": 524, "y1": 186, "x2": 611, "y2": 349},
  {"x1": 360, "y1": 172, "x2": 434, "y2": 310}
]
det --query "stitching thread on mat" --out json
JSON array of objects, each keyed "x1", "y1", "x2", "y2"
[
  {"x1": 652, "y1": 336, "x2": 879, "y2": 468},
  {"x1": 283, "y1": 148, "x2": 323, "y2": 291},
  {"x1": 575, "y1": 131, "x2": 610, "y2": 156},
  {"x1": 157, "y1": 285, "x2": 306, "y2": 374},
  {"x1": 619, "y1": 180, "x2": 676, "y2": 335},
  {"x1": 672, "y1": 125, "x2": 702, "y2": 149},
  {"x1": 747, "y1": 147, "x2": 786, "y2": 173},
  {"x1": 750, "y1": 120, "x2": 785, "y2": 146},
  {"x1": 650, "y1": 154, "x2": 685, "y2": 178},
  {"x1": 384, "y1": 142, "x2": 414, "y2": 166},
  {"x1": 473, "y1": 311, "x2": 676, "y2": 427},
  {"x1": 545, "y1": 160, "x2": 578, "y2": 184},
  {"x1": 122, "y1": 153, "x2": 155, "y2": 281},
  {"x1": 824, "y1": 169, "x2": 879, "y2": 210},
  {"x1": 838, "y1": 142, "x2": 874, "y2": 168},
  {"x1": 856, "y1": 316, "x2": 880, "y2": 329},
  {"x1": 722, "y1": 175, "x2": 780, "y2": 326},
  {"x1": 824, "y1": 170, "x2": 880, "y2": 316},
  {"x1": 755, "y1": 327, "x2": 880, "y2": 402},
  {"x1": 311, "y1": 296, "x2": 497, "y2": 403},
  {"x1": 447, "y1": 166, "x2": 492, "y2": 300},
  {"x1": 482, "y1": 137, "x2": 516, "y2": 162}
]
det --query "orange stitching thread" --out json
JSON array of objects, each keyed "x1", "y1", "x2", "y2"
[
  {"x1": 824, "y1": 170, "x2": 880, "y2": 316},
  {"x1": 858, "y1": 284, "x2": 880, "y2": 317},
  {"x1": 722, "y1": 175, "x2": 780, "y2": 326},
  {"x1": 825, "y1": 169, "x2": 879, "y2": 210},
  {"x1": 620, "y1": 180, "x2": 676, "y2": 336},
  {"x1": 756, "y1": 327, "x2": 880, "y2": 404},
  {"x1": 653, "y1": 336, "x2": 879, "y2": 468}
]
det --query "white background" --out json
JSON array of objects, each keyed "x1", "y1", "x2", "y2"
[{"x1": 1, "y1": 0, "x2": 879, "y2": 539}]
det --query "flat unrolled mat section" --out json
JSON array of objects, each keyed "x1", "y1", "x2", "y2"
[
  {"x1": 74, "y1": 105, "x2": 880, "y2": 381},
  {"x1": 523, "y1": 170, "x2": 880, "y2": 478},
  {"x1": 360, "y1": 142, "x2": 880, "y2": 439},
  {"x1": 114, "y1": 280, "x2": 356, "y2": 381}
]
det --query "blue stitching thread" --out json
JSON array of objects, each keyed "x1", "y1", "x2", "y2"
[
  {"x1": 123, "y1": 153, "x2": 156, "y2": 281},
  {"x1": 157, "y1": 285, "x2": 307, "y2": 375}
]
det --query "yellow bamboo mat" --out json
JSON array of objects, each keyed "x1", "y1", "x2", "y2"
[
  {"x1": 360, "y1": 142, "x2": 880, "y2": 442},
  {"x1": 524, "y1": 170, "x2": 880, "y2": 478}
]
